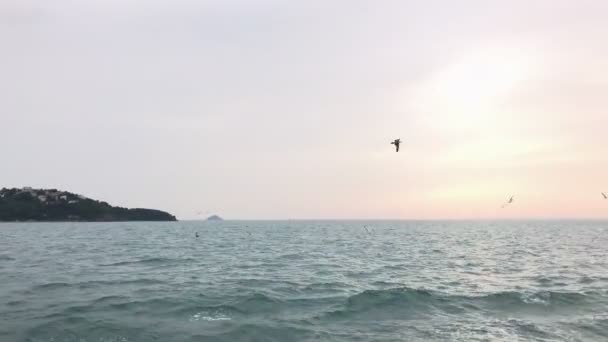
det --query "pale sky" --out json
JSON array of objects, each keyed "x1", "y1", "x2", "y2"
[{"x1": 1, "y1": 0, "x2": 607, "y2": 220}]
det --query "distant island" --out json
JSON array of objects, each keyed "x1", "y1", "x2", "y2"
[
  {"x1": 0, "y1": 187, "x2": 177, "y2": 222},
  {"x1": 206, "y1": 215, "x2": 223, "y2": 221}
]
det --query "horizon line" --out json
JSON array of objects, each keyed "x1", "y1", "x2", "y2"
[{"x1": 182, "y1": 217, "x2": 608, "y2": 222}]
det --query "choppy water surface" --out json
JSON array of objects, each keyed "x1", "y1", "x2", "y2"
[{"x1": 1, "y1": 220, "x2": 608, "y2": 341}]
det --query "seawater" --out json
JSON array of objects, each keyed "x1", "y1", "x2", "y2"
[{"x1": 1, "y1": 220, "x2": 607, "y2": 341}]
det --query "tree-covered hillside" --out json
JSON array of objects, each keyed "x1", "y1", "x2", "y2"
[{"x1": 0, "y1": 188, "x2": 177, "y2": 222}]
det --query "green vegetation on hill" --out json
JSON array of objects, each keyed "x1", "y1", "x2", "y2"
[{"x1": 0, "y1": 188, "x2": 177, "y2": 222}]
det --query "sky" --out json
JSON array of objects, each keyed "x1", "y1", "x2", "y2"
[{"x1": 1, "y1": 0, "x2": 607, "y2": 220}]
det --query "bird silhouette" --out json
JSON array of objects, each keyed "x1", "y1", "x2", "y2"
[
  {"x1": 501, "y1": 196, "x2": 514, "y2": 208},
  {"x1": 391, "y1": 139, "x2": 401, "y2": 152},
  {"x1": 602, "y1": 192, "x2": 607, "y2": 199}
]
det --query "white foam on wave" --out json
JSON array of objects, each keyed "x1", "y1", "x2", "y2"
[
  {"x1": 189, "y1": 312, "x2": 232, "y2": 322},
  {"x1": 521, "y1": 292, "x2": 551, "y2": 305}
]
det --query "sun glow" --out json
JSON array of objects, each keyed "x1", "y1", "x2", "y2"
[
  {"x1": 436, "y1": 53, "x2": 528, "y2": 107},
  {"x1": 414, "y1": 47, "x2": 536, "y2": 129}
]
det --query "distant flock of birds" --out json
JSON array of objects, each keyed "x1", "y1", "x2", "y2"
[
  {"x1": 193, "y1": 138, "x2": 606, "y2": 238},
  {"x1": 390, "y1": 138, "x2": 607, "y2": 208}
]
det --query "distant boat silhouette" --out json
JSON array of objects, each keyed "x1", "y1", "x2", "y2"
[{"x1": 391, "y1": 139, "x2": 401, "y2": 152}]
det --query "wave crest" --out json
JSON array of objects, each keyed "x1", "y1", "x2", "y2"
[
  {"x1": 100, "y1": 257, "x2": 195, "y2": 267},
  {"x1": 323, "y1": 287, "x2": 598, "y2": 319}
]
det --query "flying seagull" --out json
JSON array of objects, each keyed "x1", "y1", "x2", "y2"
[
  {"x1": 501, "y1": 196, "x2": 514, "y2": 208},
  {"x1": 391, "y1": 139, "x2": 401, "y2": 152},
  {"x1": 602, "y1": 192, "x2": 607, "y2": 199}
]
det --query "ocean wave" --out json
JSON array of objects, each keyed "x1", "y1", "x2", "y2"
[
  {"x1": 278, "y1": 253, "x2": 304, "y2": 260},
  {"x1": 345, "y1": 287, "x2": 434, "y2": 310},
  {"x1": 99, "y1": 257, "x2": 195, "y2": 267},
  {"x1": 0, "y1": 255, "x2": 15, "y2": 261},
  {"x1": 578, "y1": 276, "x2": 597, "y2": 284},
  {"x1": 107, "y1": 297, "x2": 185, "y2": 312},
  {"x1": 31, "y1": 282, "x2": 72, "y2": 291},
  {"x1": 322, "y1": 287, "x2": 601, "y2": 319},
  {"x1": 30, "y1": 278, "x2": 166, "y2": 292},
  {"x1": 90, "y1": 293, "x2": 287, "y2": 318},
  {"x1": 190, "y1": 311, "x2": 232, "y2": 322},
  {"x1": 23, "y1": 317, "x2": 137, "y2": 342},
  {"x1": 91, "y1": 295, "x2": 131, "y2": 305},
  {"x1": 7, "y1": 300, "x2": 25, "y2": 307},
  {"x1": 231, "y1": 293, "x2": 286, "y2": 314},
  {"x1": 176, "y1": 293, "x2": 289, "y2": 318},
  {"x1": 303, "y1": 281, "x2": 351, "y2": 291},
  {"x1": 480, "y1": 290, "x2": 592, "y2": 307},
  {"x1": 38, "y1": 297, "x2": 184, "y2": 320},
  {"x1": 506, "y1": 318, "x2": 559, "y2": 339},
  {"x1": 172, "y1": 304, "x2": 246, "y2": 318},
  {"x1": 191, "y1": 323, "x2": 316, "y2": 341},
  {"x1": 79, "y1": 278, "x2": 167, "y2": 288}
]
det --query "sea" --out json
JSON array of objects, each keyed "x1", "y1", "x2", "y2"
[{"x1": 1, "y1": 220, "x2": 607, "y2": 342}]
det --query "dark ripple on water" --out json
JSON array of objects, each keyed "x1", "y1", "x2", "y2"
[
  {"x1": 99, "y1": 257, "x2": 197, "y2": 267},
  {"x1": 1, "y1": 220, "x2": 608, "y2": 341}
]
